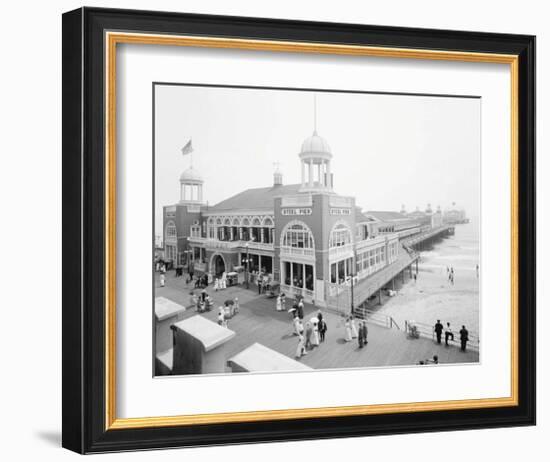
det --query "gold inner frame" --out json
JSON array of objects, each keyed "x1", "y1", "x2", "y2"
[{"x1": 104, "y1": 31, "x2": 519, "y2": 430}]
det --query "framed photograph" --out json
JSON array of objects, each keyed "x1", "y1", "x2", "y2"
[{"x1": 62, "y1": 7, "x2": 536, "y2": 454}]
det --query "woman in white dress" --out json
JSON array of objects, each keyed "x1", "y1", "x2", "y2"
[
  {"x1": 295, "y1": 334, "x2": 306, "y2": 358},
  {"x1": 311, "y1": 319, "x2": 320, "y2": 347},
  {"x1": 214, "y1": 278, "x2": 220, "y2": 291},
  {"x1": 276, "y1": 294, "x2": 282, "y2": 311},
  {"x1": 293, "y1": 315, "x2": 301, "y2": 336},
  {"x1": 350, "y1": 315, "x2": 358, "y2": 339},
  {"x1": 345, "y1": 316, "x2": 352, "y2": 342}
]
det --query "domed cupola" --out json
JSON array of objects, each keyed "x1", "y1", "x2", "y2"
[
  {"x1": 300, "y1": 131, "x2": 332, "y2": 156},
  {"x1": 179, "y1": 166, "x2": 204, "y2": 204},
  {"x1": 180, "y1": 166, "x2": 204, "y2": 184},
  {"x1": 299, "y1": 95, "x2": 334, "y2": 192},
  {"x1": 299, "y1": 130, "x2": 333, "y2": 192}
]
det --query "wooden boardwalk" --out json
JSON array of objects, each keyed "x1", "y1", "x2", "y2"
[{"x1": 157, "y1": 273, "x2": 479, "y2": 373}]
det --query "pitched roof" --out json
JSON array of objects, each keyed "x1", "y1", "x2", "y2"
[
  {"x1": 208, "y1": 184, "x2": 303, "y2": 212},
  {"x1": 366, "y1": 211, "x2": 408, "y2": 222},
  {"x1": 355, "y1": 208, "x2": 374, "y2": 223}
]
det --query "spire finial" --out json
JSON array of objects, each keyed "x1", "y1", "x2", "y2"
[{"x1": 313, "y1": 94, "x2": 317, "y2": 134}]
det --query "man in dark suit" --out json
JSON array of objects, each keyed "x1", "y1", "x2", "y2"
[
  {"x1": 434, "y1": 320, "x2": 444, "y2": 344},
  {"x1": 361, "y1": 322, "x2": 368, "y2": 346},
  {"x1": 459, "y1": 325, "x2": 469, "y2": 351}
]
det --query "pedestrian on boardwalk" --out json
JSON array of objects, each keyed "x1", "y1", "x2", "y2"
[
  {"x1": 293, "y1": 314, "x2": 301, "y2": 336},
  {"x1": 445, "y1": 322, "x2": 454, "y2": 346},
  {"x1": 358, "y1": 321, "x2": 365, "y2": 348},
  {"x1": 297, "y1": 298, "x2": 304, "y2": 319},
  {"x1": 305, "y1": 322, "x2": 313, "y2": 350},
  {"x1": 361, "y1": 321, "x2": 368, "y2": 347},
  {"x1": 159, "y1": 273, "x2": 165, "y2": 287},
  {"x1": 318, "y1": 317, "x2": 327, "y2": 342},
  {"x1": 295, "y1": 334, "x2": 307, "y2": 358},
  {"x1": 257, "y1": 272, "x2": 263, "y2": 294},
  {"x1": 459, "y1": 325, "x2": 469, "y2": 351},
  {"x1": 426, "y1": 355, "x2": 439, "y2": 364},
  {"x1": 344, "y1": 316, "x2": 352, "y2": 342},
  {"x1": 350, "y1": 315, "x2": 358, "y2": 339},
  {"x1": 476, "y1": 264, "x2": 479, "y2": 278},
  {"x1": 189, "y1": 292, "x2": 198, "y2": 311},
  {"x1": 311, "y1": 318, "x2": 320, "y2": 347},
  {"x1": 276, "y1": 294, "x2": 283, "y2": 311},
  {"x1": 280, "y1": 292, "x2": 286, "y2": 311},
  {"x1": 434, "y1": 319, "x2": 444, "y2": 344}
]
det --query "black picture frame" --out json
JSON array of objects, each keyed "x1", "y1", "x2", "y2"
[{"x1": 62, "y1": 6, "x2": 535, "y2": 454}]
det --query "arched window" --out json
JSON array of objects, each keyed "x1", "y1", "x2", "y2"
[
  {"x1": 207, "y1": 217, "x2": 215, "y2": 239},
  {"x1": 223, "y1": 218, "x2": 232, "y2": 226},
  {"x1": 241, "y1": 217, "x2": 250, "y2": 227},
  {"x1": 190, "y1": 224, "x2": 201, "y2": 238},
  {"x1": 281, "y1": 221, "x2": 314, "y2": 249},
  {"x1": 263, "y1": 217, "x2": 274, "y2": 227},
  {"x1": 165, "y1": 221, "x2": 177, "y2": 242},
  {"x1": 251, "y1": 217, "x2": 262, "y2": 227},
  {"x1": 329, "y1": 222, "x2": 352, "y2": 247},
  {"x1": 232, "y1": 217, "x2": 241, "y2": 226}
]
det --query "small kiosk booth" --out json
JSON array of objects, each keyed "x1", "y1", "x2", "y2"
[
  {"x1": 154, "y1": 296, "x2": 186, "y2": 375},
  {"x1": 171, "y1": 315, "x2": 235, "y2": 375},
  {"x1": 227, "y1": 342, "x2": 313, "y2": 373}
]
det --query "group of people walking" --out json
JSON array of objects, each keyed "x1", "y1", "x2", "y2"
[
  {"x1": 294, "y1": 306, "x2": 328, "y2": 359},
  {"x1": 343, "y1": 315, "x2": 369, "y2": 348},
  {"x1": 433, "y1": 319, "x2": 469, "y2": 351}
]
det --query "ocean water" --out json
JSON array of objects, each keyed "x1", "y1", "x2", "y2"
[
  {"x1": 377, "y1": 221, "x2": 480, "y2": 332},
  {"x1": 420, "y1": 221, "x2": 480, "y2": 273}
]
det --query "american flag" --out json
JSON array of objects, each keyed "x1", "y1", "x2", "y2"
[{"x1": 181, "y1": 139, "x2": 193, "y2": 156}]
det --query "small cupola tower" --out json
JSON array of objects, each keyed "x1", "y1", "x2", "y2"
[
  {"x1": 178, "y1": 141, "x2": 204, "y2": 204},
  {"x1": 400, "y1": 204, "x2": 407, "y2": 214},
  {"x1": 425, "y1": 203, "x2": 433, "y2": 214},
  {"x1": 299, "y1": 95, "x2": 333, "y2": 192},
  {"x1": 179, "y1": 167, "x2": 204, "y2": 204},
  {"x1": 273, "y1": 162, "x2": 283, "y2": 186}
]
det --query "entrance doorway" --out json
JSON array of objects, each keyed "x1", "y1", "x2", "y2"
[{"x1": 212, "y1": 254, "x2": 226, "y2": 277}]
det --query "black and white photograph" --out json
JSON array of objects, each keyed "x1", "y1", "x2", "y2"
[{"x1": 153, "y1": 84, "x2": 481, "y2": 376}]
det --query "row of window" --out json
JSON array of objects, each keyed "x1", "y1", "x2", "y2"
[
  {"x1": 167, "y1": 220, "x2": 399, "y2": 252},
  {"x1": 207, "y1": 216, "x2": 274, "y2": 227}
]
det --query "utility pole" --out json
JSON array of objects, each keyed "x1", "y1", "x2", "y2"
[
  {"x1": 350, "y1": 273, "x2": 355, "y2": 316},
  {"x1": 245, "y1": 242, "x2": 250, "y2": 289}
]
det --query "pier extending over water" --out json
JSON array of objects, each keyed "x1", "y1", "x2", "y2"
[{"x1": 326, "y1": 225, "x2": 456, "y2": 315}]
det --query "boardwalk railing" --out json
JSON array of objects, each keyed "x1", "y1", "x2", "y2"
[
  {"x1": 354, "y1": 307, "x2": 401, "y2": 331},
  {"x1": 404, "y1": 320, "x2": 479, "y2": 351}
]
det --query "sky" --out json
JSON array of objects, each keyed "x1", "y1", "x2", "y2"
[{"x1": 154, "y1": 84, "x2": 480, "y2": 236}]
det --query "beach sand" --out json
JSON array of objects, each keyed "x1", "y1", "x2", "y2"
[{"x1": 376, "y1": 263, "x2": 479, "y2": 333}]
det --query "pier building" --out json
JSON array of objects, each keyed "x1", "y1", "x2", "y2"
[{"x1": 162, "y1": 128, "x2": 455, "y2": 312}]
